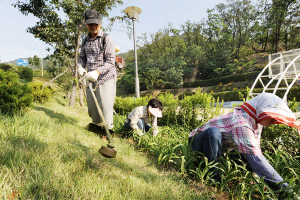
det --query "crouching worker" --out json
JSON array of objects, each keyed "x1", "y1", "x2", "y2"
[
  {"x1": 124, "y1": 99, "x2": 163, "y2": 137},
  {"x1": 188, "y1": 93, "x2": 300, "y2": 192}
]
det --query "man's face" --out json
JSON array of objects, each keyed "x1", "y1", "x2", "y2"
[
  {"x1": 86, "y1": 23, "x2": 101, "y2": 36},
  {"x1": 259, "y1": 118, "x2": 276, "y2": 127}
]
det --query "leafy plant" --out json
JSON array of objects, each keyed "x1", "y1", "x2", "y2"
[
  {"x1": 28, "y1": 81, "x2": 56, "y2": 103},
  {"x1": 0, "y1": 70, "x2": 33, "y2": 115},
  {"x1": 18, "y1": 66, "x2": 33, "y2": 82}
]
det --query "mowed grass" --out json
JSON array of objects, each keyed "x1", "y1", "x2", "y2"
[{"x1": 0, "y1": 94, "x2": 220, "y2": 199}]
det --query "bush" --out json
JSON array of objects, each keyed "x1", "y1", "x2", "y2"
[
  {"x1": 184, "y1": 71, "x2": 262, "y2": 88},
  {"x1": 157, "y1": 92, "x2": 179, "y2": 126},
  {"x1": 178, "y1": 89, "x2": 222, "y2": 128},
  {"x1": 18, "y1": 66, "x2": 33, "y2": 81},
  {"x1": 33, "y1": 69, "x2": 53, "y2": 79},
  {"x1": 114, "y1": 96, "x2": 151, "y2": 116},
  {"x1": 28, "y1": 81, "x2": 55, "y2": 103},
  {"x1": 0, "y1": 70, "x2": 33, "y2": 115},
  {"x1": 0, "y1": 63, "x2": 16, "y2": 72},
  {"x1": 115, "y1": 89, "x2": 222, "y2": 129}
]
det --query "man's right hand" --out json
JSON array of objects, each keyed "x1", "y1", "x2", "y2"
[{"x1": 78, "y1": 67, "x2": 87, "y2": 76}]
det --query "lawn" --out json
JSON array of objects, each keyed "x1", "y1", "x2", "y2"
[{"x1": 0, "y1": 94, "x2": 225, "y2": 199}]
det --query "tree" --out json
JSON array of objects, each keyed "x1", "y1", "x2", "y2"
[
  {"x1": 137, "y1": 25, "x2": 187, "y2": 89},
  {"x1": 14, "y1": 0, "x2": 124, "y2": 107},
  {"x1": 28, "y1": 55, "x2": 40, "y2": 69},
  {"x1": 266, "y1": 0, "x2": 299, "y2": 52},
  {"x1": 164, "y1": 66, "x2": 183, "y2": 89},
  {"x1": 141, "y1": 67, "x2": 163, "y2": 96}
]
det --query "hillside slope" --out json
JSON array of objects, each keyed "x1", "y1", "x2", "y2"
[{"x1": 0, "y1": 94, "x2": 225, "y2": 199}]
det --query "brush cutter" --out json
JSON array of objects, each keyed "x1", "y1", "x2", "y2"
[{"x1": 79, "y1": 74, "x2": 117, "y2": 158}]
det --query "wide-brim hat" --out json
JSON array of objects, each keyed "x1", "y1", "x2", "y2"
[
  {"x1": 85, "y1": 9, "x2": 102, "y2": 24},
  {"x1": 149, "y1": 106, "x2": 162, "y2": 118}
]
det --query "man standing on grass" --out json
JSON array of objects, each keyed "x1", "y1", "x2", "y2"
[{"x1": 77, "y1": 9, "x2": 116, "y2": 130}]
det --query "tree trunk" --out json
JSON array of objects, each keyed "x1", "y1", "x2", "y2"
[
  {"x1": 79, "y1": 83, "x2": 85, "y2": 106},
  {"x1": 69, "y1": 81, "x2": 77, "y2": 107},
  {"x1": 69, "y1": 17, "x2": 83, "y2": 107}
]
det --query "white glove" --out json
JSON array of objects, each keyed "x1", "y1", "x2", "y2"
[
  {"x1": 134, "y1": 130, "x2": 143, "y2": 136},
  {"x1": 86, "y1": 70, "x2": 99, "y2": 82},
  {"x1": 78, "y1": 67, "x2": 87, "y2": 76}
]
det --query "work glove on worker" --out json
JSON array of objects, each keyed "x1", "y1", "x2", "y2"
[
  {"x1": 78, "y1": 66, "x2": 87, "y2": 76},
  {"x1": 86, "y1": 70, "x2": 100, "y2": 82}
]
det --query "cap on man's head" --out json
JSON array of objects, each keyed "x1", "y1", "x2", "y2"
[{"x1": 85, "y1": 9, "x2": 102, "y2": 25}]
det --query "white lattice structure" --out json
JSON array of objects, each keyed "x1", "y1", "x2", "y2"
[{"x1": 249, "y1": 48, "x2": 300, "y2": 102}]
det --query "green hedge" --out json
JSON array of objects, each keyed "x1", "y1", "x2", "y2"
[
  {"x1": 211, "y1": 86, "x2": 300, "y2": 102},
  {"x1": 184, "y1": 71, "x2": 262, "y2": 88},
  {"x1": 0, "y1": 70, "x2": 33, "y2": 115},
  {"x1": 0, "y1": 63, "x2": 16, "y2": 72}
]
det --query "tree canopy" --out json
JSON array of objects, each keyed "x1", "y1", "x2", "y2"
[{"x1": 120, "y1": 0, "x2": 300, "y2": 94}]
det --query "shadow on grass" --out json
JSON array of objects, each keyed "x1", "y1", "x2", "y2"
[
  {"x1": 34, "y1": 106, "x2": 78, "y2": 124},
  {"x1": 0, "y1": 135, "x2": 47, "y2": 167},
  {"x1": 53, "y1": 96, "x2": 67, "y2": 107},
  {"x1": 73, "y1": 128, "x2": 212, "y2": 199},
  {"x1": 0, "y1": 135, "x2": 65, "y2": 198},
  {"x1": 0, "y1": 129, "x2": 211, "y2": 199}
]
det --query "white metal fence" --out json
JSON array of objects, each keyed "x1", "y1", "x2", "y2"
[{"x1": 249, "y1": 48, "x2": 300, "y2": 102}]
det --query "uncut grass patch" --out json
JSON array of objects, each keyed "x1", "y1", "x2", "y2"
[
  {"x1": 114, "y1": 93, "x2": 300, "y2": 199},
  {"x1": 0, "y1": 94, "x2": 216, "y2": 199}
]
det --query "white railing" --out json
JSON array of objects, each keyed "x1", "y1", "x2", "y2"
[{"x1": 249, "y1": 49, "x2": 300, "y2": 102}]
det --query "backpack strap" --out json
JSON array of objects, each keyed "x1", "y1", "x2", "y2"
[
  {"x1": 82, "y1": 36, "x2": 88, "y2": 48},
  {"x1": 81, "y1": 33, "x2": 109, "y2": 62},
  {"x1": 99, "y1": 33, "x2": 108, "y2": 54},
  {"x1": 82, "y1": 33, "x2": 108, "y2": 52}
]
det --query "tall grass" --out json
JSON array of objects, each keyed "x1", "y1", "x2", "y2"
[
  {"x1": 114, "y1": 91, "x2": 300, "y2": 199},
  {"x1": 0, "y1": 95, "x2": 220, "y2": 199}
]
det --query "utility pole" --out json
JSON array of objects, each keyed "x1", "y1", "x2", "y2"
[{"x1": 41, "y1": 51, "x2": 43, "y2": 76}]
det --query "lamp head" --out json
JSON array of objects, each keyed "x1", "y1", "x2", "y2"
[{"x1": 124, "y1": 6, "x2": 142, "y2": 20}]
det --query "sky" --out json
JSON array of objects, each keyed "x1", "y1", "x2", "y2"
[{"x1": 0, "y1": 0, "x2": 227, "y2": 63}]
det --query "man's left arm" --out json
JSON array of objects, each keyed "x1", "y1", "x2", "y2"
[
  {"x1": 245, "y1": 154, "x2": 290, "y2": 191},
  {"x1": 151, "y1": 116, "x2": 158, "y2": 135},
  {"x1": 97, "y1": 35, "x2": 116, "y2": 75}
]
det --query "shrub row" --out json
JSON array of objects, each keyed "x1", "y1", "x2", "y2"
[
  {"x1": 115, "y1": 86, "x2": 300, "y2": 129},
  {"x1": 114, "y1": 89, "x2": 222, "y2": 129},
  {"x1": 0, "y1": 63, "x2": 33, "y2": 81},
  {"x1": 0, "y1": 69, "x2": 56, "y2": 115},
  {"x1": 183, "y1": 71, "x2": 261, "y2": 88},
  {"x1": 211, "y1": 86, "x2": 300, "y2": 102}
]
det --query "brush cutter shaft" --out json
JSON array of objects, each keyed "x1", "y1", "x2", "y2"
[
  {"x1": 79, "y1": 75, "x2": 115, "y2": 149},
  {"x1": 87, "y1": 83, "x2": 115, "y2": 148}
]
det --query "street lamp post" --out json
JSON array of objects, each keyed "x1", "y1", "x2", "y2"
[{"x1": 124, "y1": 6, "x2": 142, "y2": 98}]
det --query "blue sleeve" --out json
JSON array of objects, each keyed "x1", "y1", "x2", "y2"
[{"x1": 245, "y1": 154, "x2": 289, "y2": 190}]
